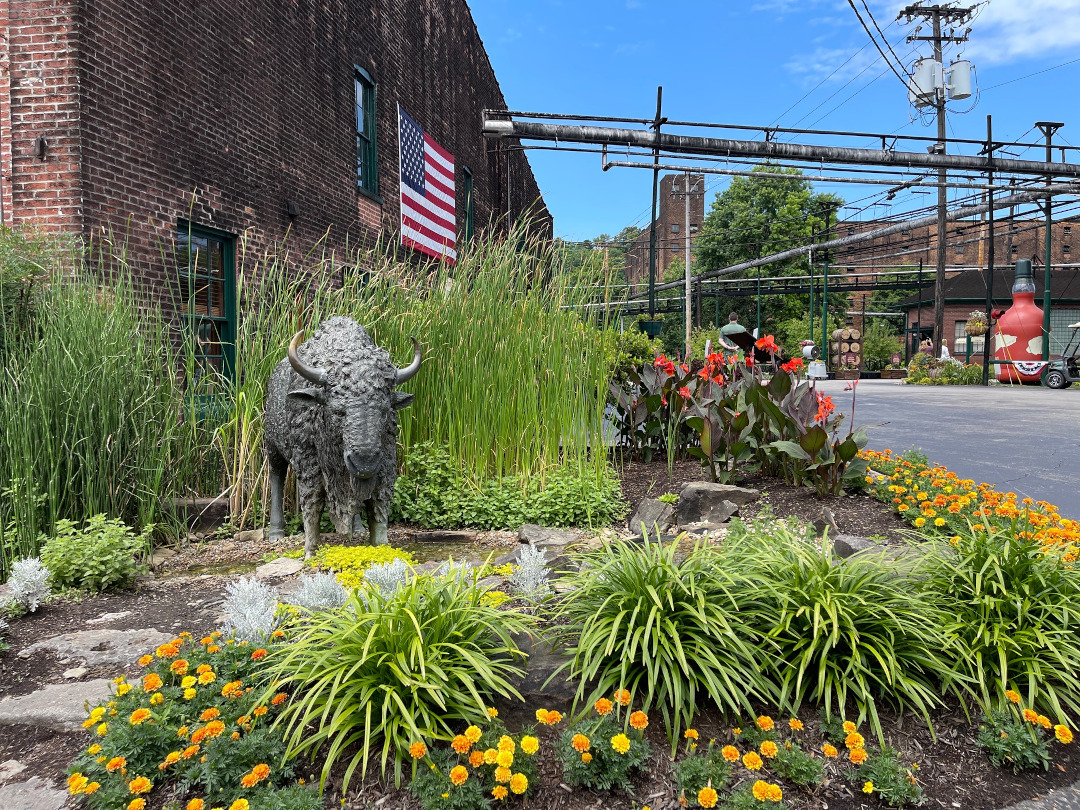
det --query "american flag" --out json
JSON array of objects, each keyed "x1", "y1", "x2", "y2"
[{"x1": 397, "y1": 105, "x2": 456, "y2": 264}]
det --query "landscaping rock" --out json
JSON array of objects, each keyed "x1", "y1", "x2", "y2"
[
  {"x1": 508, "y1": 633, "x2": 576, "y2": 713},
  {"x1": 812, "y1": 506, "x2": 840, "y2": 538},
  {"x1": 254, "y1": 557, "x2": 304, "y2": 580},
  {"x1": 0, "y1": 680, "x2": 112, "y2": 732},
  {"x1": 677, "y1": 483, "x2": 756, "y2": 525},
  {"x1": 150, "y1": 547, "x2": 177, "y2": 567},
  {"x1": 830, "y1": 533, "x2": 880, "y2": 558},
  {"x1": 0, "y1": 776, "x2": 68, "y2": 810},
  {"x1": 85, "y1": 610, "x2": 132, "y2": 625},
  {"x1": 626, "y1": 532, "x2": 680, "y2": 545},
  {"x1": 627, "y1": 499, "x2": 675, "y2": 537},
  {"x1": 62, "y1": 667, "x2": 88, "y2": 680},
  {"x1": 518, "y1": 524, "x2": 578, "y2": 549},
  {"x1": 166, "y1": 495, "x2": 229, "y2": 533},
  {"x1": 678, "y1": 523, "x2": 728, "y2": 540},
  {"x1": 20, "y1": 628, "x2": 173, "y2": 666},
  {"x1": 235, "y1": 528, "x2": 265, "y2": 544},
  {"x1": 0, "y1": 759, "x2": 27, "y2": 782},
  {"x1": 406, "y1": 529, "x2": 477, "y2": 543}
]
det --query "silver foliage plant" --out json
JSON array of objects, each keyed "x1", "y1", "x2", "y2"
[
  {"x1": 7, "y1": 557, "x2": 51, "y2": 613},
  {"x1": 291, "y1": 570, "x2": 348, "y2": 612},
  {"x1": 220, "y1": 576, "x2": 280, "y2": 642},
  {"x1": 363, "y1": 558, "x2": 410, "y2": 599},
  {"x1": 509, "y1": 545, "x2": 550, "y2": 600}
]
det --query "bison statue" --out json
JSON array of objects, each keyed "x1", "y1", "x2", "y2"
[{"x1": 263, "y1": 316, "x2": 421, "y2": 557}]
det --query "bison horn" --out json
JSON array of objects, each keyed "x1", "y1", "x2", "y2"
[
  {"x1": 287, "y1": 331, "x2": 328, "y2": 385},
  {"x1": 395, "y1": 337, "x2": 422, "y2": 385}
]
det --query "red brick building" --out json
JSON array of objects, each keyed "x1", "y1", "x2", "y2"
[
  {"x1": 1, "y1": 0, "x2": 549, "y2": 372},
  {"x1": 624, "y1": 173, "x2": 705, "y2": 285}
]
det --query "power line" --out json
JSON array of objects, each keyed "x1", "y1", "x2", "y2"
[
  {"x1": 982, "y1": 57, "x2": 1080, "y2": 91},
  {"x1": 847, "y1": 0, "x2": 912, "y2": 91}
]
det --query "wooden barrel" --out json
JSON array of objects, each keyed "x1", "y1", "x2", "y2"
[
  {"x1": 849, "y1": 341, "x2": 861, "y2": 353},
  {"x1": 850, "y1": 328, "x2": 862, "y2": 340}
]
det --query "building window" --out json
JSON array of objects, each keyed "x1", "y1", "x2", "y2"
[
  {"x1": 955, "y1": 243, "x2": 964, "y2": 255},
  {"x1": 178, "y1": 222, "x2": 236, "y2": 381},
  {"x1": 1065, "y1": 244, "x2": 1072, "y2": 256},
  {"x1": 355, "y1": 66, "x2": 378, "y2": 196},
  {"x1": 1065, "y1": 226, "x2": 1072, "y2": 237},
  {"x1": 1011, "y1": 245, "x2": 1018, "y2": 255},
  {"x1": 954, "y1": 320, "x2": 984, "y2": 355},
  {"x1": 463, "y1": 167, "x2": 474, "y2": 245},
  {"x1": 671, "y1": 223, "x2": 680, "y2": 234}
]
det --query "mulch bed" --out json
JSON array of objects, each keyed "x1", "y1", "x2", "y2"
[{"x1": 1, "y1": 464, "x2": 1075, "y2": 809}]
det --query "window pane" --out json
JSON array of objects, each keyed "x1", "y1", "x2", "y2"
[
  {"x1": 209, "y1": 240, "x2": 224, "y2": 278},
  {"x1": 357, "y1": 136, "x2": 364, "y2": 185},
  {"x1": 211, "y1": 280, "x2": 224, "y2": 317},
  {"x1": 356, "y1": 81, "x2": 365, "y2": 135},
  {"x1": 192, "y1": 282, "x2": 209, "y2": 315},
  {"x1": 191, "y1": 236, "x2": 209, "y2": 275}
]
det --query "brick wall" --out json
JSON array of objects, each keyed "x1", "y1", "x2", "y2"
[
  {"x1": 624, "y1": 173, "x2": 704, "y2": 285},
  {"x1": 2, "y1": 0, "x2": 549, "y2": 306}
]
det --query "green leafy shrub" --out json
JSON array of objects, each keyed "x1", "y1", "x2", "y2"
[
  {"x1": 392, "y1": 443, "x2": 626, "y2": 529},
  {"x1": 719, "y1": 521, "x2": 958, "y2": 738},
  {"x1": 556, "y1": 702, "x2": 651, "y2": 790},
  {"x1": 723, "y1": 781, "x2": 788, "y2": 808},
  {"x1": 604, "y1": 327, "x2": 661, "y2": 386},
  {"x1": 657, "y1": 492, "x2": 679, "y2": 504},
  {"x1": 551, "y1": 536, "x2": 770, "y2": 743},
  {"x1": 673, "y1": 740, "x2": 732, "y2": 806},
  {"x1": 771, "y1": 739, "x2": 824, "y2": 786},
  {"x1": 66, "y1": 631, "x2": 314, "y2": 810},
  {"x1": 850, "y1": 746, "x2": 923, "y2": 807},
  {"x1": 925, "y1": 523, "x2": 1080, "y2": 718},
  {"x1": 265, "y1": 568, "x2": 533, "y2": 788},
  {"x1": 976, "y1": 709, "x2": 1051, "y2": 773},
  {"x1": 41, "y1": 514, "x2": 150, "y2": 592}
]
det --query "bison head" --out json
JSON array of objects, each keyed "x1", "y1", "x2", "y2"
[{"x1": 286, "y1": 329, "x2": 421, "y2": 479}]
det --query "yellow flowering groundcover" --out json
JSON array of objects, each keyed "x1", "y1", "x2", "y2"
[{"x1": 66, "y1": 632, "x2": 317, "y2": 810}]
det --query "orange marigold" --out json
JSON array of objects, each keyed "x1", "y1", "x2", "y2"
[
  {"x1": 755, "y1": 715, "x2": 774, "y2": 731},
  {"x1": 409, "y1": 742, "x2": 427, "y2": 759},
  {"x1": 572, "y1": 734, "x2": 591, "y2": 753},
  {"x1": 822, "y1": 744, "x2": 838, "y2": 758},
  {"x1": 760, "y1": 741, "x2": 778, "y2": 759},
  {"x1": 250, "y1": 649, "x2": 267, "y2": 661},
  {"x1": 128, "y1": 800, "x2": 146, "y2": 810},
  {"x1": 129, "y1": 708, "x2": 151, "y2": 725},
  {"x1": 271, "y1": 693, "x2": 288, "y2": 706},
  {"x1": 469, "y1": 751, "x2": 485, "y2": 768},
  {"x1": 629, "y1": 711, "x2": 649, "y2": 730},
  {"x1": 137, "y1": 655, "x2": 153, "y2": 667},
  {"x1": 1023, "y1": 708, "x2": 1039, "y2": 724},
  {"x1": 170, "y1": 659, "x2": 189, "y2": 675},
  {"x1": 594, "y1": 698, "x2": 613, "y2": 716},
  {"x1": 842, "y1": 721, "x2": 857, "y2": 734},
  {"x1": 789, "y1": 718, "x2": 804, "y2": 731},
  {"x1": 187, "y1": 800, "x2": 205, "y2": 810},
  {"x1": 203, "y1": 720, "x2": 225, "y2": 738},
  {"x1": 849, "y1": 747, "x2": 868, "y2": 765},
  {"x1": 200, "y1": 708, "x2": 220, "y2": 722},
  {"x1": 142, "y1": 673, "x2": 163, "y2": 693},
  {"x1": 492, "y1": 785, "x2": 508, "y2": 800},
  {"x1": 128, "y1": 776, "x2": 152, "y2": 795},
  {"x1": 451, "y1": 735, "x2": 471, "y2": 754},
  {"x1": 614, "y1": 689, "x2": 631, "y2": 706},
  {"x1": 845, "y1": 732, "x2": 865, "y2": 750},
  {"x1": 494, "y1": 766, "x2": 512, "y2": 783},
  {"x1": 698, "y1": 786, "x2": 718, "y2": 808},
  {"x1": 721, "y1": 745, "x2": 739, "y2": 762},
  {"x1": 743, "y1": 752, "x2": 763, "y2": 771},
  {"x1": 182, "y1": 745, "x2": 200, "y2": 759}
]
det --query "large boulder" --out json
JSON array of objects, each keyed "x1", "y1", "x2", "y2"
[
  {"x1": 677, "y1": 483, "x2": 759, "y2": 525},
  {"x1": 627, "y1": 499, "x2": 676, "y2": 538},
  {"x1": 829, "y1": 533, "x2": 879, "y2": 558},
  {"x1": 518, "y1": 524, "x2": 579, "y2": 549}
]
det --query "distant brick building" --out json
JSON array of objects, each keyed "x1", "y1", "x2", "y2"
[
  {"x1": 0, "y1": 0, "x2": 549, "y2": 374},
  {"x1": 624, "y1": 173, "x2": 705, "y2": 286}
]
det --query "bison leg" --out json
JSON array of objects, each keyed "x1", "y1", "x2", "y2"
[
  {"x1": 297, "y1": 479, "x2": 325, "y2": 559},
  {"x1": 367, "y1": 499, "x2": 388, "y2": 546},
  {"x1": 267, "y1": 455, "x2": 287, "y2": 542}
]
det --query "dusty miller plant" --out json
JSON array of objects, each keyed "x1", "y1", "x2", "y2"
[
  {"x1": 434, "y1": 559, "x2": 474, "y2": 583},
  {"x1": 7, "y1": 557, "x2": 50, "y2": 613},
  {"x1": 363, "y1": 558, "x2": 410, "y2": 599},
  {"x1": 291, "y1": 571, "x2": 348, "y2": 612},
  {"x1": 220, "y1": 576, "x2": 280, "y2": 642},
  {"x1": 509, "y1": 545, "x2": 551, "y2": 600}
]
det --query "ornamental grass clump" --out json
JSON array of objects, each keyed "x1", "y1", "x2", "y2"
[
  {"x1": 550, "y1": 534, "x2": 770, "y2": 745},
  {"x1": 264, "y1": 568, "x2": 533, "y2": 789},
  {"x1": 66, "y1": 630, "x2": 318, "y2": 810},
  {"x1": 719, "y1": 521, "x2": 959, "y2": 739},
  {"x1": 925, "y1": 522, "x2": 1080, "y2": 719}
]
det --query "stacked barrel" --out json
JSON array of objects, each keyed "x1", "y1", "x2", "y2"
[{"x1": 829, "y1": 328, "x2": 862, "y2": 369}]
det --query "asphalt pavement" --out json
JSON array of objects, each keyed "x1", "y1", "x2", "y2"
[{"x1": 815, "y1": 378, "x2": 1080, "y2": 519}]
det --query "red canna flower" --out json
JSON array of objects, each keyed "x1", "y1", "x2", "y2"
[
  {"x1": 755, "y1": 335, "x2": 779, "y2": 353},
  {"x1": 678, "y1": 386, "x2": 691, "y2": 400}
]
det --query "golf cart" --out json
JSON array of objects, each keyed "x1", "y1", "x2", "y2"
[{"x1": 1042, "y1": 321, "x2": 1080, "y2": 389}]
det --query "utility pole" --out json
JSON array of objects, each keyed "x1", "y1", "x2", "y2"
[
  {"x1": 647, "y1": 87, "x2": 664, "y2": 322},
  {"x1": 684, "y1": 170, "x2": 692, "y2": 357},
  {"x1": 981, "y1": 114, "x2": 995, "y2": 386},
  {"x1": 900, "y1": 2, "x2": 975, "y2": 355},
  {"x1": 1036, "y1": 121, "x2": 1064, "y2": 360}
]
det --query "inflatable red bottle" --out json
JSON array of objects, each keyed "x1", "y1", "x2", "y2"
[{"x1": 994, "y1": 259, "x2": 1045, "y2": 383}]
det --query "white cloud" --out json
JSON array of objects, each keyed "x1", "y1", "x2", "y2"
[
  {"x1": 784, "y1": 46, "x2": 882, "y2": 86},
  {"x1": 962, "y1": 0, "x2": 1080, "y2": 64}
]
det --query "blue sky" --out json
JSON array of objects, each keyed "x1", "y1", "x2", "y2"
[{"x1": 469, "y1": 0, "x2": 1080, "y2": 241}]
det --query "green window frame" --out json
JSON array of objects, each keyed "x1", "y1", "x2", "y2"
[
  {"x1": 463, "y1": 166, "x2": 474, "y2": 244},
  {"x1": 177, "y1": 221, "x2": 236, "y2": 382},
  {"x1": 355, "y1": 66, "x2": 378, "y2": 197}
]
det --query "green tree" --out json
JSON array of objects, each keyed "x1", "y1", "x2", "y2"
[{"x1": 695, "y1": 166, "x2": 846, "y2": 345}]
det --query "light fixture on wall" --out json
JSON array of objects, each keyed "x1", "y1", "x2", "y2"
[
  {"x1": 286, "y1": 200, "x2": 300, "y2": 219},
  {"x1": 34, "y1": 135, "x2": 47, "y2": 160}
]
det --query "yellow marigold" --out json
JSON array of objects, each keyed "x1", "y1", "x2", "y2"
[
  {"x1": 935, "y1": 517, "x2": 946, "y2": 527},
  {"x1": 595, "y1": 698, "x2": 613, "y2": 716},
  {"x1": 863, "y1": 781, "x2": 875, "y2": 794},
  {"x1": 572, "y1": 734, "x2": 591, "y2": 753},
  {"x1": 498, "y1": 735, "x2": 515, "y2": 753},
  {"x1": 629, "y1": 710, "x2": 649, "y2": 730},
  {"x1": 492, "y1": 785, "x2": 508, "y2": 800},
  {"x1": 755, "y1": 715, "x2": 774, "y2": 731},
  {"x1": 129, "y1": 708, "x2": 152, "y2": 725},
  {"x1": 509, "y1": 773, "x2": 528, "y2": 795},
  {"x1": 231, "y1": 732, "x2": 240, "y2": 741},
  {"x1": 611, "y1": 733, "x2": 631, "y2": 754},
  {"x1": 88, "y1": 744, "x2": 102, "y2": 755},
  {"x1": 487, "y1": 707, "x2": 499, "y2": 718},
  {"x1": 181, "y1": 676, "x2": 197, "y2": 688},
  {"x1": 845, "y1": 732, "x2": 865, "y2": 750},
  {"x1": 197, "y1": 671, "x2": 215, "y2": 686},
  {"x1": 494, "y1": 766, "x2": 512, "y2": 783},
  {"x1": 68, "y1": 773, "x2": 89, "y2": 794},
  {"x1": 128, "y1": 800, "x2": 146, "y2": 810},
  {"x1": 469, "y1": 750, "x2": 485, "y2": 768},
  {"x1": 822, "y1": 744, "x2": 838, "y2": 758},
  {"x1": 520, "y1": 735, "x2": 539, "y2": 755},
  {"x1": 451, "y1": 735, "x2": 471, "y2": 754},
  {"x1": 464, "y1": 725, "x2": 483, "y2": 744},
  {"x1": 697, "y1": 785, "x2": 718, "y2": 808},
  {"x1": 271, "y1": 693, "x2": 288, "y2": 706},
  {"x1": 483, "y1": 748, "x2": 498, "y2": 765},
  {"x1": 615, "y1": 689, "x2": 631, "y2": 706},
  {"x1": 84, "y1": 782, "x2": 100, "y2": 795},
  {"x1": 743, "y1": 751, "x2": 763, "y2": 771},
  {"x1": 1056, "y1": 725, "x2": 1074, "y2": 744},
  {"x1": 143, "y1": 673, "x2": 163, "y2": 692},
  {"x1": 200, "y1": 707, "x2": 220, "y2": 722},
  {"x1": 409, "y1": 742, "x2": 427, "y2": 759},
  {"x1": 535, "y1": 708, "x2": 550, "y2": 724},
  {"x1": 183, "y1": 688, "x2": 197, "y2": 700},
  {"x1": 766, "y1": 784, "x2": 783, "y2": 802},
  {"x1": 721, "y1": 745, "x2": 739, "y2": 762},
  {"x1": 116, "y1": 683, "x2": 132, "y2": 696},
  {"x1": 842, "y1": 721, "x2": 857, "y2": 734},
  {"x1": 187, "y1": 800, "x2": 205, "y2": 810},
  {"x1": 788, "y1": 718, "x2": 804, "y2": 731},
  {"x1": 913, "y1": 517, "x2": 926, "y2": 528},
  {"x1": 138, "y1": 655, "x2": 153, "y2": 667},
  {"x1": 207, "y1": 645, "x2": 221, "y2": 653},
  {"x1": 752, "y1": 781, "x2": 771, "y2": 801},
  {"x1": 1023, "y1": 708, "x2": 1039, "y2": 724},
  {"x1": 196, "y1": 663, "x2": 212, "y2": 674},
  {"x1": 128, "y1": 776, "x2": 152, "y2": 795},
  {"x1": 849, "y1": 747, "x2": 868, "y2": 765},
  {"x1": 228, "y1": 800, "x2": 249, "y2": 810},
  {"x1": 581, "y1": 752, "x2": 592, "y2": 763},
  {"x1": 1037, "y1": 715, "x2": 1052, "y2": 729},
  {"x1": 163, "y1": 751, "x2": 181, "y2": 766},
  {"x1": 150, "y1": 693, "x2": 164, "y2": 706},
  {"x1": 760, "y1": 740, "x2": 778, "y2": 759},
  {"x1": 496, "y1": 750, "x2": 514, "y2": 769},
  {"x1": 685, "y1": 728, "x2": 699, "y2": 740}
]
